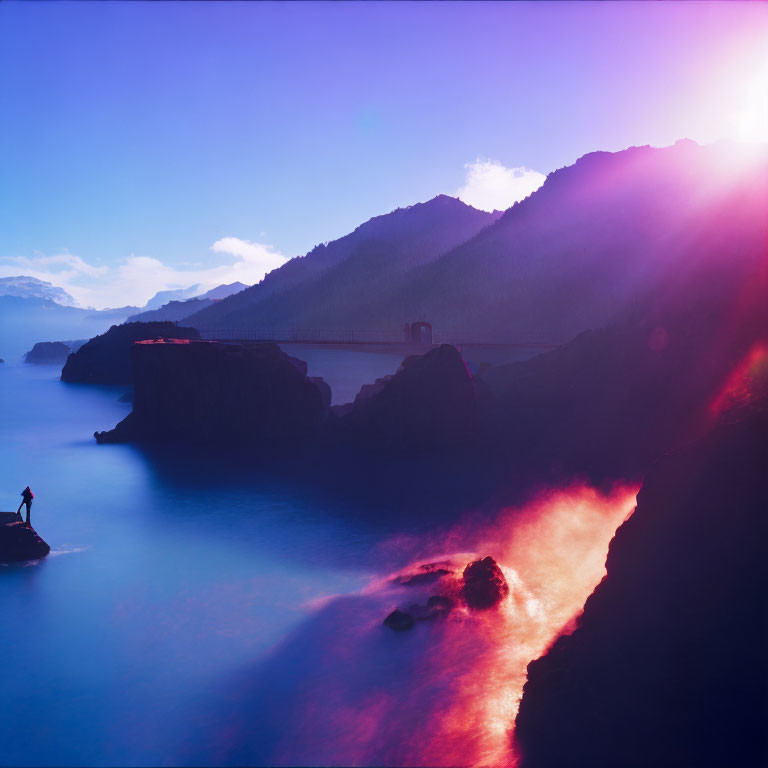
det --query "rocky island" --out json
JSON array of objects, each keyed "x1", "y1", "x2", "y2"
[
  {"x1": 95, "y1": 339, "x2": 328, "y2": 450},
  {"x1": 24, "y1": 341, "x2": 74, "y2": 365}
]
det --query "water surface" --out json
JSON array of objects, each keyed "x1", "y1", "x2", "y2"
[{"x1": 0, "y1": 360, "x2": 419, "y2": 765}]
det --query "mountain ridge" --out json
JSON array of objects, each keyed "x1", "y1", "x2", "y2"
[
  {"x1": 187, "y1": 195, "x2": 499, "y2": 330},
  {"x1": 185, "y1": 141, "x2": 768, "y2": 343}
]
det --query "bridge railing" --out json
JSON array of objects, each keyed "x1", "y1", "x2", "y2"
[
  {"x1": 199, "y1": 328, "x2": 558, "y2": 347},
  {"x1": 199, "y1": 328, "x2": 407, "y2": 343}
]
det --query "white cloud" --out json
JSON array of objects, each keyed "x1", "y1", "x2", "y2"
[
  {"x1": 456, "y1": 159, "x2": 546, "y2": 212},
  {"x1": 0, "y1": 238, "x2": 288, "y2": 310}
]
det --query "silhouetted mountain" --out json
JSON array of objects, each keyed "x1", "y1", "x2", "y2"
[
  {"x1": 143, "y1": 285, "x2": 202, "y2": 311},
  {"x1": 199, "y1": 281, "x2": 248, "y2": 300},
  {"x1": 514, "y1": 406, "x2": 768, "y2": 768},
  {"x1": 127, "y1": 297, "x2": 215, "y2": 323},
  {"x1": 187, "y1": 142, "x2": 768, "y2": 342},
  {"x1": 329, "y1": 344, "x2": 476, "y2": 454},
  {"x1": 404, "y1": 140, "x2": 768, "y2": 341},
  {"x1": 187, "y1": 195, "x2": 498, "y2": 330},
  {"x1": 128, "y1": 282, "x2": 249, "y2": 323},
  {"x1": 0, "y1": 275, "x2": 78, "y2": 307}
]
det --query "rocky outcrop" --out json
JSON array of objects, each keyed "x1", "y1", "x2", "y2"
[
  {"x1": 94, "y1": 340, "x2": 328, "y2": 450},
  {"x1": 514, "y1": 410, "x2": 768, "y2": 768},
  {"x1": 61, "y1": 322, "x2": 200, "y2": 385},
  {"x1": 383, "y1": 596, "x2": 455, "y2": 632},
  {"x1": 24, "y1": 341, "x2": 72, "y2": 365},
  {"x1": 332, "y1": 344, "x2": 475, "y2": 454},
  {"x1": 383, "y1": 609, "x2": 415, "y2": 632},
  {"x1": 0, "y1": 512, "x2": 50, "y2": 562},
  {"x1": 462, "y1": 556, "x2": 509, "y2": 609}
]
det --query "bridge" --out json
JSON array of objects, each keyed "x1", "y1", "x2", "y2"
[{"x1": 197, "y1": 327, "x2": 559, "y2": 350}]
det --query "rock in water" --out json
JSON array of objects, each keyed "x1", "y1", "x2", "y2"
[
  {"x1": 0, "y1": 513, "x2": 50, "y2": 562},
  {"x1": 24, "y1": 341, "x2": 72, "y2": 365},
  {"x1": 383, "y1": 609, "x2": 415, "y2": 632},
  {"x1": 462, "y1": 556, "x2": 509, "y2": 609},
  {"x1": 94, "y1": 340, "x2": 327, "y2": 450}
]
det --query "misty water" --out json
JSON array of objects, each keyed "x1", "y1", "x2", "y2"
[
  {"x1": 0, "y1": 352, "x2": 418, "y2": 766},
  {"x1": 0, "y1": 345, "x2": 615, "y2": 767}
]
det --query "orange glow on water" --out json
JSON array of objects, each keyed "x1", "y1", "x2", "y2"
[
  {"x1": 264, "y1": 483, "x2": 639, "y2": 767},
  {"x1": 400, "y1": 484, "x2": 640, "y2": 767}
]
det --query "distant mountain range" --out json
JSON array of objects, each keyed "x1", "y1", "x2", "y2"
[
  {"x1": 0, "y1": 296, "x2": 138, "y2": 360},
  {"x1": 5, "y1": 140, "x2": 766, "y2": 358},
  {"x1": 128, "y1": 282, "x2": 248, "y2": 322},
  {"x1": 0, "y1": 275, "x2": 80, "y2": 307},
  {"x1": 185, "y1": 140, "x2": 768, "y2": 344},
  {"x1": 0, "y1": 278, "x2": 248, "y2": 360}
]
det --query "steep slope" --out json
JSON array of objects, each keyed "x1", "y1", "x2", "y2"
[
  {"x1": 191, "y1": 141, "x2": 768, "y2": 342},
  {"x1": 199, "y1": 281, "x2": 248, "y2": 301},
  {"x1": 126, "y1": 297, "x2": 215, "y2": 323},
  {"x1": 128, "y1": 283, "x2": 248, "y2": 323},
  {"x1": 514, "y1": 407, "x2": 768, "y2": 768},
  {"x1": 402, "y1": 140, "x2": 768, "y2": 341},
  {"x1": 188, "y1": 195, "x2": 498, "y2": 330},
  {"x1": 475, "y1": 239, "x2": 768, "y2": 485},
  {"x1": 143, "y1": 285, "x2": 202, "y2": 311}
]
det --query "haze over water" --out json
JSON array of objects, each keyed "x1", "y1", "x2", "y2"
[
  {"x1": 0, "y1": 358, "x2": 400, "y2": 765},
  {"x1": 0, "y1": 353, "x2": 634, "y2": 766}
]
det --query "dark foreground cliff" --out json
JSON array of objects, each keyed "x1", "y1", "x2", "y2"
[
  {"x1": 95, "y1": 340, "x2": 327, "y2": 450},
  {"x1": 514, "y1": 409, "x2": 768, "y2": 768},
  {"x1": 62, "y1": 322, "x2": 200, "y2": 385},
  {"x1": 0, "y1": 512, "x2": 51, "y2": 562}
]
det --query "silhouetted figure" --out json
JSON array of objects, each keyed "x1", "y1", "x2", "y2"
[{"x1": 16, "y1": 486, "x2": 34, "y2": 527}]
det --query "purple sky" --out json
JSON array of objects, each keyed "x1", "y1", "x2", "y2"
[{"x1": 1, "y1": 1, "x2": 766, "y2": 307}]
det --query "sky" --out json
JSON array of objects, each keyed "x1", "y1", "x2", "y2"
[{"x1": 1, "y1": 1, "x2": 767, "y2": 308}]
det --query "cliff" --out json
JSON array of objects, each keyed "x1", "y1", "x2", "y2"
[
  {"x1": 514, "y1": 408, "x2": 768, "y2": 768},
  {"x1": 330, "y1": 344, "x2": 476, "y2": 454},
  {"x1": 24, "y1": 341, "x2": 72, "y2": 365},
  {"x1": 94, "y1": 340, "x2": 328, "y2": 450},
  {"x1": 0, "y1": 512, "x2": 51, "y2": 562},
  {"x1": 61, "y1": 322, "x2": 200, "y2": 385},
  {"x1": 93, "y1": 341, "x2": 476, "y2": 463}
]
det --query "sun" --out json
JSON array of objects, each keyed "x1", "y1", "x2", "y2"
[{"x1": 731, "y1": 57, "x2": 768, "y2": 143}]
